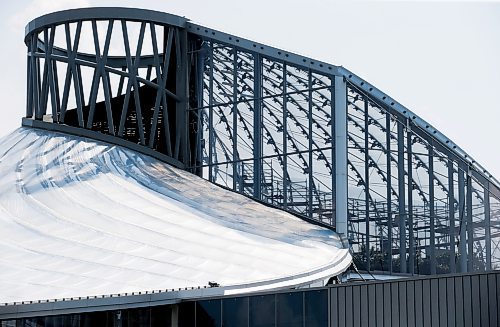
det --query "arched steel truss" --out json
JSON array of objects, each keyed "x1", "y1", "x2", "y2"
[{"x1": 24, "y1": 7, "x2": 500, "y2": 275}]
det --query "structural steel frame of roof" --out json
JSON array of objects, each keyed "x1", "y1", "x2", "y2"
[
  {"x1": 24, "y1": 7, "x2": 498, "y2": 185},
  {"x1": 22, "y1": 7, "x2": 500, "y2": 276}
]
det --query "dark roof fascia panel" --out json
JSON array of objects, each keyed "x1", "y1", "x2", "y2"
[{"x1": 0, "y1": 288, "x2": 225, "y2": 321}]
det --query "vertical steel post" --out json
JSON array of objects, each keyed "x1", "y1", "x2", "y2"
[
  {"x1": 429, "y1": 145, "x2": 436, "y2": 274},
  {"x1": 364, "y1": 98, "x2": 371, "y2": 270},
  {"x1": 175, "y1": 28, "x2": 189, "y2": 164},
  {"x1": 32, "y1": 33, "x2": 42, "y2": 120},
  {"x1": 53, "y1": 61, "x2": 61, "y2": 120},
  {"x1": 195, "y1": 42, "x2": 206, "y2": 177},
  {"x1": 40, "y1": 28, "x2": 50, "y2": 118},
  {"x1": 52, "y1": 60, "x2": 61, "y2": 122},
  {"x1": 240, "y1": 163, "x2": 244, "y2": 193},
  {"x1": 253, "y1": 53, "x2": 262, "y2": 200},
  {"x1": 330, "y1": 77, "x2": 336, "y2": 227},
  {"x1": 171, "y1": 304, "x2": 179, "y2": 327},
  {"x1": 71, "y1": 22, "x2": 84, "y2": 128},
  {"x1": 232, "y1": 47, "x2": 238, "y2": 191},
  {"x1": 208, "y1": 41, "x2": 214, "y2": 183},
  {"x1": 386, "y1": 112, "x2": 393, "y2": 273},
  {"x1": 484, "y1": 185, "x2": 492, "y2": 270},
  {"x1": 397, "y1": 122, "x2": 407, "y2": 273},
  {"x1": 308, "y1": 70, "x2": 314, "y2": 219},
  {"x1": 26, "y1": 37, "x2": 33, "y2": 118},
  {"x1": 282, "y1": 63, "x2": 288, "y2": 209},
  {"x1": 448, "y1": 159, "x2": 456, "y2": 273},
  {"x1": 466, "y1": 171, "x2": 473, "y2": 271},
  {"x1": 407, "y1": 123, "x2": 414, "y2": 274},
  {"x1": 458, "y1": 166, "x2": 467, "y2": 272},
  {"x1": 334, "y1": 76, "x2": 348, "y2": 237}
]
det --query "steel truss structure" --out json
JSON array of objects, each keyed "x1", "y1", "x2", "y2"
[{"x1": 24, "y1": 7, "x2": 500, "y2": 275}]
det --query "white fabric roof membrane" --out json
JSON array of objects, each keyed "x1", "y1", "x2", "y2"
[{"x1": 0, "y1": 128, "x2": 351, "y2": 303}]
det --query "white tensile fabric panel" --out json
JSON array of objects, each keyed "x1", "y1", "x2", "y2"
[{"x1": 0, "y1": 128, "x2": 351, "y2": 303}]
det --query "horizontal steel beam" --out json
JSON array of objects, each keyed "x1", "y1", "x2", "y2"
[
  {"x1": 186, "y1": 23, "x2": 342, "y2": 77},
  {"x1": 25, "y1": 7, "x2": 187, "y2": 42}
]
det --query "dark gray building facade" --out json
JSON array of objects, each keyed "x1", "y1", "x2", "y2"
[{"x1": 2, "y1": 271, "x2": 500, "y2": 327}]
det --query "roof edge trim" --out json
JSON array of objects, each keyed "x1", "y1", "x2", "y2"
[{"x1": 25, "y1": 7, "x2": 188, "y2": 42}]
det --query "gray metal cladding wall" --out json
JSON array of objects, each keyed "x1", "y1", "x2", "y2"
[
  {"x1": 330, "y1": 271, "x2": 500, "y2": 327},
  {"x1": 1, "y1": 271, "x2": 499, "y2": 326}
]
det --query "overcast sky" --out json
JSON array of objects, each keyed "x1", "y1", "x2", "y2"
[{"x1": 1, "y1": 0, "x2": 499, "y2": 178}]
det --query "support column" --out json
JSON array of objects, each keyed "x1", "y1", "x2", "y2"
[
  {"x1": 364, "y1": 98, "x2": 370, "y2": 270},
  {"x1": 194, "y1": 42, "x2": 206, "y2": 177},
  {"x1": 466, "y1": 172, "x2": 473, "y2": 271},
  {"x1": 429, "y1": 145, "x2": 436, "y2": 274},
  {"x1": 283, "y1": 64, "x2": 288, "y2": 209},
  {"x1": 407, "y1": 123, "x2": 414, "y2": 274},
  {"x1": 232, "y1": 47, "x2": 238, "y2": 191},
  {"x1": 485, "y1": 185, "x2": 492, "y2": 270},
  {"x1": 458, "y1": 167, "x2": 467, "y2": 272},
  {"x1": 397, "y1": 122, "x2": 407, "y2": 273},
  {"x1": 253, "y1": 53, "x2": 262, "y2": 200},
  {"x1": 32, "y1": 33, "x2": 42, "y2": 120},
  {"x1": 208, "y1": 41, "x2": 214, "y2": 183},
  {"x1": 330, "y1": 78, "x2": 335, "y2": 227},
  {"x1": 386, "y1": 112, "x2": 393, "y2": 273},
  {"x1": 308, "y1": 70, "x2": 314, "y2": 219},
  {"x1": 448, "y1": 159, "x2": 456, "y2": 273},
  {"x1": 334, "y1": 75, "x2": 348, "y2": 237},
  {"x1": 171, "y1": 304, "x2": 179, "y2": 327},
  {"x1": 175, "y1": 28, "x2": 189, "y2": 164},
  {"x1": 26, "y1": 36, "x2": 34, "y2": 118}
]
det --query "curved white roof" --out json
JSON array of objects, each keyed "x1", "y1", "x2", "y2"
[{"x1": 0, "y1": 128, "x2": 350, "y2": 303}]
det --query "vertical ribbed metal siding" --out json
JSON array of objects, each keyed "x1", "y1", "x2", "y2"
[{"x1": 330, "y1": 272, "x2": 500, "y2": 327}]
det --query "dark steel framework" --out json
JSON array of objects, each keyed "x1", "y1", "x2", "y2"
[{"x1": 24, "y1": 7, "x2": 500, "y2": 275}]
